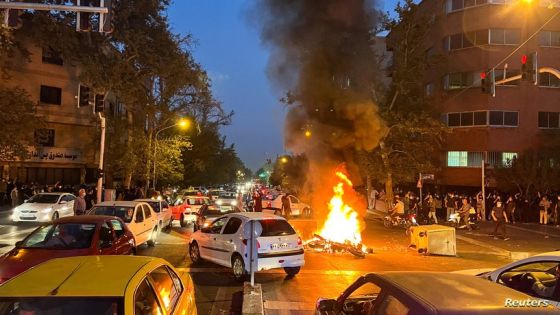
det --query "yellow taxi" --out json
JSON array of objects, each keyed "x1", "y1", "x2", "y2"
[{"x1": 0, "y1": 255, "x2": 196, "y2": 314}]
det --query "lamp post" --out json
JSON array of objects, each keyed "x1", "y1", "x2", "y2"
[{"x1": 152, "y1": 119, "x2": 190, "y2": 190}]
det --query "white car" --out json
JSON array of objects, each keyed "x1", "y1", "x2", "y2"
[
  {"x1": 216, "y1": 191, "x2": 239, "y2": 211},
  {"x1": 262, "y1": 194, "x2": 311, "y2": 217},
  {"x1": 12, "y1": 193, "x2": 76, "y2": 222},
  {"x1": 189, "y1": 212, "x2": 304, "y2": 281},
  {"x1": 134, "y1": 198, "x2": 172, "y2": 231},
  {"x1": 456, "y1": 250, "x2": 560, "y2": 306},
  {"x1": 89, "y1": 201, "x2": 159, "y2": 247}
]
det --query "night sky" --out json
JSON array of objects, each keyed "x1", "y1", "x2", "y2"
[{"x1": 168, "y1": 0, "x2": 395, "y2": 171}]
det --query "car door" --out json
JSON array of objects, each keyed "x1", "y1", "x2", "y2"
[
  {"x1": 54, "y1": 195, "x2": 68, "y2": 217},
  {"x1": 133, "y1": 205, "x2": 147, "y2": 245},
  {"x1": 161, "y1": 201, "x2": 171, "y2": 226},
  {"x1": 109, "y1": 219, "x2": 133, "y2": 254},
  {"x1": 217, "y1": 217, "x2": 243, "y2": 266},
  {"x1": 198, "y1": 217, "x2": 229, "y2": 264},
  {"x1": 98, "y1": 222, "x2": 117, "y2": 255},
  {"x1": 142, "y1": 204, "x2": 157, "y2": 232},
  {"x1": 65, "y1": 195, "x2": 76, "y2": 216},
  {"x1": 289, "y1": 196, "x2": 300, "y2": 215}
]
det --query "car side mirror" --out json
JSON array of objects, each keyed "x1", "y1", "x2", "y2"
[
  {"x1": 317, "y1": 299, "x2": 337, "y2": 312},
  {"x1": 14, "y1": 241, "x2": 22, "y2": 248}
]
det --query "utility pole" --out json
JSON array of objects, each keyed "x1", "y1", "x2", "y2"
[
  {"x1": 97, "y1": 113, "x2": 106, "y2": 204},
  {"x1": 481, "y1": 159, "x2": 486, "y2": 219}
]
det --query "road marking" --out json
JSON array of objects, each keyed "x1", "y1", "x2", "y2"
[{"x1": 264, "y1": 301, "x2": 315, "y2": 311}]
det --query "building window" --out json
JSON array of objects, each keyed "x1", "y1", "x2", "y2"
[
  {"x1": 489, "y1": 29, "x2": 520, "y2": 45},
  {"x1": 493, "y1": 69, "x2": 521, "y2": 86},
  {"x1": 538, "y1": 112, "x2": 560, "y2": 128},
  {"x1": 445, "y1": 31, "x2": 488, "y2": 51},
  {"x1": 444, "y1": 72, "x2": 474, "y2": 90},
  {"x1": 447, "y1": 151, "x2": 484, "y2": 167},
  {"x1": 539, "y1": 31, "x2": 560, "y2": 47},
  {"x1": 42, "y1": 47, "x2": 63, "y2": 66},
  {"x1": 425, "y1": 82, "x2": 434, "y2": 96},
  {"x1": 39, "y1": 85, "x2": 62, "y2": 105},
  {"x1": 446, "y1": 111, "x2": 517, "y2": 127},
  {"x1": 487, "y1": 152, "x2": 518, "y2": 167},
  {"x1": 539, "y1": 73, "x2": 560, "y2": 87},
  {"x1": 34, "y1": 129, "x2": 55, "y2": 147}
]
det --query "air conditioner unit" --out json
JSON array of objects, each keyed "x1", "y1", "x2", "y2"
[{"x1": 409, "y1": 225, "x2": 456, "y2": 256}]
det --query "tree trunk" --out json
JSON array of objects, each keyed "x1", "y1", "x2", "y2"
[
  {"x1": 379, "y1": 141, "x2": 394, "y2": 209},
  {"x1": 124, "y1": 111, "x2": 134, "y2": 189},
  {"x1": 145, "y1": 129, "x2": 153, "y2": 196}
]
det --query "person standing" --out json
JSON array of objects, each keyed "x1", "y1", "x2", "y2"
[
  {"x1": 539, "y1": 195, "x2": 550, "y2": 225},
  {"x1": 427, "y1": 194, "x2": 438, "y2": 224},
  {"x1": 281, "y1": 193, "x2": 291, "y2": 219},
  {"x1": 369, "y1": 187, "x2": 378, "y2": 210},
  {"x1": 252, "y1": 191, "x2": 262, "y2": 212},
  {"x1": 10, "y1": 186, "x2": 19, "y2": 208},
  {"x1": 554, "y1": 196, "x2": 560, "y2": 227},
  {"x1": 74, "y1": 189, "x2": 87, "y2": 215},
  {"x1": 491, "y1": 201, "x2": 509, "y2": 240},
  {"x1": 476, "y1": 192, "x2": 485, "y2": 221},
  {"x1": 0, "y1": 179, "x2": 6, "y2": 206},
  {"x1": 505, "y1": 196, "x2": 516, "y2": 224}
]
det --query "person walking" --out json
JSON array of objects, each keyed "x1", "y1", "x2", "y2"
[
  {"x1": 10, "y1": 186, "x2": 19, "y2": 209},
  {"x1": 74, "y1": 189, "x2": 87, "y2": 215},
  {"x1": 252, "y1": 191, "x2": 262, "y2": 212},
  {"x1": 491, "y1": 201, "x2": 509, "y2": 240},
  {"x1": 427, "y1": 194, "x2": 438, "y2": 224},
  {"x1": 369, "y1": 187, "x2": 378, "y2": 210},
  {"x1": 539, "y1": 195, "x2": 550, "y2": 225},
  {"x1": 476, "y1": 192, "x2": 485, "y2": 221}
]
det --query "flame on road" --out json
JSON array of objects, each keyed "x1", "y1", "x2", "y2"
[{"x1": 317, "y1": 171, "x2": 362, "y2": 245}]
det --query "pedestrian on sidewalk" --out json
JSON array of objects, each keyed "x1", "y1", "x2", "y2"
[
  {"x1": 491, "y1": 201, "x2": 509, "y2": 240},
  {"x1": 539, "y1": 195, "x2": 550, "y2": 225},
  {"x1": 74, "y1": 189, "x2": 87, "y2": 215},
  {"x1": 369, "y1": 187, "x2": 378, "y2": 210}
]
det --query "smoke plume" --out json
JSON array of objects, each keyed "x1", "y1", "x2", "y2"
[{"x1": 252, "y1": 0, "x2": 387, "y2": 216}]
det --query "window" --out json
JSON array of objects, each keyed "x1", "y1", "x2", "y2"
[
  {"x1": 134, "y1": 279, "x2": 163, "y2": 315},
  {"x1": 449, "y1": 33, "x2": 463, "y2": 50},
  {"x1": 149, "y1": 266, "x2": 182, "y2": 313},
  {"x1": 34, "y1": 129, "x2": 55, "y2": 147},
  {"x1": 99, "y1": 223, "x2": 115, "y2": 248},
  {"x1": 460, "y1": 112, "x2": 474, "y2": 126},
  {"x1": 489, "y1": 111, "x2": 504, "y2": 125},
  {"x1": 487, "y1": 152, "x2": 518, "y2": 167},
  {"x1": 142, "y1": 204, "x2": 152, "y2": 219},
  {"x1": 40, "y1": 85, "x2": 62, "y2": 105},
  {"x1": 208, "y1": 217, "x2": 229, "y2": 234},
  {"x1": 539, "y1": 31, "x2": 560, "y2": 47},
  {"x1": 110, "y1": 219, "x2": 125, "y2": 238},
  {"x1": 289, "y1": 196, "x2": 298, "y2": 203},
  {"x1": 474, "y1": 30, "x2": 488, "y2": 45},
  {"x1": 498, "y1": 261, "x2": 560, "y2": 302},
  {"x1": 447, "y1": 151, "x2": 484, "y2": 167},
  {"x1": 447, "y1": 113, "x2": 460, "y2": 127},
  {"x1": 493, "y1": 69, "x2": 521, "y2": 86},
  {"x1": 135, "y1": 208, "x2": 144, "y2": 223},
  {"x1": 504, "y1": 111, "x2": 518, "y2": 126},
  {"x1": 425, "y1": 82, "x2": 434, "y2": 96},
  {"x1": 222, "y1": 217, "x2": 242, "y2": 234},
  {"x1": 258, "y1": 219, "x2": 296, "y2": 236},
  {"x1": 42, "y1": 47, "x2": 63, "y2": 65},
  {"x1": 444, "y1": 72, "x2": 473, "y2": 90},
  {"x1": 474, "y1": 111, "x2": 487, "y2": 125},
  {"x1": 539, "y1": 73, "x2": 560, "y2": 87},
  {"x1": 90, "y1": 206, "x2": 134, "y2": 223},
  {"x1": 375, "y1": 294, "x2": 410, "y2": 315},
  {"x1": 489, "y1": 29, "x2": 520, "y2": 45},
  {"x1": 446, "y1": 31, "x2": 488, "y2": 51},
  {"x1": 538, "y1": 112, "x2": 560, "y2": 128},
  {"x1": 488, "y1": 111, "x2": 518, "y2": 127}
]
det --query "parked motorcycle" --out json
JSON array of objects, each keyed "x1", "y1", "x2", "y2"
[
  {"x1": 383, "y1": 212, "x2": 418, "y2": 230},
  {"x1": 448, "y1": 212, "x2": 479, "y2": 230}
]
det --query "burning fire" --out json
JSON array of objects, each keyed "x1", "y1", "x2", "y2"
[{"x1": 317, "y1": 171, "x2": 362, "y2": 245}]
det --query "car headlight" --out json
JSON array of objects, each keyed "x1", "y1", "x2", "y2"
[
  {"x1": 216, "y1": 200, "x2": 223, "y2": 205},
  {"x1": 231, "y1": 200, "x2": 237, "y2": 206},
  {"x1": 41, "y1": 207, "x2": 53, "y2": 213}
]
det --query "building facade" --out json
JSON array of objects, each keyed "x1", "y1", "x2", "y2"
[
  {"x1": 390, "y1": 0, "x2": 560, "y2": 187},
  {"x1": 1, "y1": 43, "x2": 100, "y2": 186}
]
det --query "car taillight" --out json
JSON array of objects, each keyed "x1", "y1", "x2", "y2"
[
  {"x1": 267, "y1": 202, "x2": 272, "y2": 208},
  {"x1": 297, "y1": 237, "x2": 302, "y2": 246},
  {"x1": 242, "y1": 239, "x2": 260, "y2": 249}
]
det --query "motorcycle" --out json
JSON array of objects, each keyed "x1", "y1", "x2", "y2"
[
  {"x1": 448, "y1": 212, "x2": 479, "y2": 230},
  {"x1": 383, "y1": 212, "x2": 418, "y2": 230}
]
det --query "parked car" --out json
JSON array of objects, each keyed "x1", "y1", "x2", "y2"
[
  {"x1": 170, "y1": 196, "x2": 213, "y2": 228},
  {"x1": 135, "y1": 198, "x2": 173, "y2": 231},
  {"x1": 193, "y1": 203, "x2": 241, "y2": 231},
  {"x1": 189, "y1": 212, "x2": 304, "y2": 281},
  {"x1": 455, "y1": 250, "x2": 560, "y2": 307},
  {"x1": 215, "y1": 191, "x2": 239, "y2": 211},
  {"x1": 89, "y1": 201, "x2": 159, "y2": 248},
  {"x1": 0, "y1": 255, "x2": 197, "y2": 314},
  {"x1": 316, "y1": 272, "x2": 555, "y2": 315},
  {"x1": 12, "y1": 192, "x2": 77, "y2": 222},
  {"x1": 0, "y1": 215, "x2": 135, "y2": 284},
  {"x1": 261, "y1": 194, "x2": 311, "y2": 217}
]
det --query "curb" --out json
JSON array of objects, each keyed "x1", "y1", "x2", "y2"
[
  {"x1": 507, "y1": 224, "x2": 560, "y2": 238},
  {"x1": 456, "y1": 235, "x2": 511, "y2": 257},
  {"x1": 242, "y1": 282, "x2": 264, "y2": 315}
]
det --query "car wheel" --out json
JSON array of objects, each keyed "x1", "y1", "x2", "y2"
[
  {"x1": 232, "y1": 254, "x2": 248, "y2": 282},
  {"x1": 189, "y1": 242, "x2": 201, "y2": 264},
  {"x1": 147, "y1": 227, "x2": 158, "y2": 247},
  {"x1": 167, "y1": 218, "x2": 173, "y2": 230},
  {"x1": 180, "y1": 215, "x2": 186, "y2": 228},
  {"x1": 284, "y1": 267, "x2": 301, "y2": 277},
  {"x1": 51, "y1": 212, "x2": 59, "y2": 221}
]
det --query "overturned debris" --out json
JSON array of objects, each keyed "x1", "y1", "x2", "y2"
[{"x1": 304, "y1": 234, "x2": 373, "y2": 258}]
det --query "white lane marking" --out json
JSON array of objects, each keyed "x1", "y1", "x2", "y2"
[
  {"x1": 176, "y1": 267, "x2": 361, "y2": 276},
  {"x1": 264, "y1": 301, "x2": 315, "y2": 311},
  {"x1": 210, "y1": 287, "x2": 229, "y2": 315}
]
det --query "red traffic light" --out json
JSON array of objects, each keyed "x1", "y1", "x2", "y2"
[
  {"x1": 521, "y1": 55, "x2": 528, "y2": 65},
  {"x1": 480, "y1": 72, "x2": 487, "y2": 79}
]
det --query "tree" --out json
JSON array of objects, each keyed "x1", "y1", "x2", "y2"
[
  {"x1": 359, "y1": 0, "x2": 447, "y2": 203},
  {"x1": 0, "y1": 86, "x2": 44, "y2": 159},
  {"x1": 269, "y1": 155, "x2": 309, "y2": 194}
]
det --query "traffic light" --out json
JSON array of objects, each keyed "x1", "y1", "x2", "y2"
[
  {"x1": 78, "y1": 84, "x2": 91, "y2": 107},
  {"x1": 480, "y1": 70, "x2": 494, "y2": 95},
  {"x1": 94, "y1": 94, "x2": 105, "y2": 113},
  {"x1": 521, "y1": 52, "x2": 537, "y2": 84}
]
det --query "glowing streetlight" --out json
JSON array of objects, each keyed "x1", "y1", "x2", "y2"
[
  {"x1": 153, "y1": 118, "x2": 191, "y2": 189},
  {"x1": 305, "y1": 130, "x2": 312, "y2": 138},
  {"x1": 280, "y1": 157, "x2": 288, "y2": 164},
  {"x1": 178, "y1": 118, "x2": 191, "y2": 129}
]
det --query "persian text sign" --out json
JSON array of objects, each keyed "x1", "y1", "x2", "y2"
[{"x1": 26, "y1": 147, "x2": 82, "y2": 163}]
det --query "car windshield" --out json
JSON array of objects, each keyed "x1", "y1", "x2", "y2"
[
  {"x1": 89, "y1": 206, "x2": 134, "y2": 223},
  {"x1": 21, "y1": 223, "x2": 96, "y2": 249},
  {"x1": 258, "y1": 219, "x2": 296, "y2": 236},
  {"x1": 219, "y1": 192, "x2": 236, "y2": 198},
  {"x1": 0, "y1": 297, "x2": 124, "y2": 315},
  {"x1": 146, "y1": 201, "x2": 161, "y2": 212},
  {"x1": 26, "y1": 194, "x2": 60, "y2": 204},
  {"x1": 187, "y1": 198, "x2": 211, "y2": 206},
  {"x1": 202, "y1": 207, "x2": 239, "y2": 216}
]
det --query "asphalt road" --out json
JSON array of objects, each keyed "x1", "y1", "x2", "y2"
[{"x1": 1, "y1": 209, "x2": 560, "y2": 314}]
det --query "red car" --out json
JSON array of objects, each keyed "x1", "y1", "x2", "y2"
[{"x1": 0, "y1": 215, "x2": 135, "y2": 284}]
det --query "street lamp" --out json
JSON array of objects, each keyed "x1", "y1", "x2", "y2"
[
  {"x1": 304, "y1": 130, "x2": 312, "y2": 138},
  {"x1": 153, "y1": 119, "x2": 190, "y2": 190},
  {"x1": 280, "y1": 157, "x2": 288, "y2": 164}
]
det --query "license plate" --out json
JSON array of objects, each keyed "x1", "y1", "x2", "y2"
[
  {"x1": 20, "y1": 216, "x2": 36, "y2": 220},
  {"x1": 270, "y1": 243, "x2": 290, "y2": 250}
]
